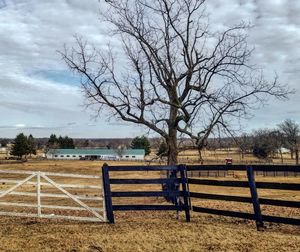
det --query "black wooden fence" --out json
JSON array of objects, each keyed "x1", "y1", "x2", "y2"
[
  {"x1": 187, "y1": 165, "x2": 300, "y2": 229},
  {"x1": 102, "y1": 164, "x2": 299, "y2": 228},
  {"x1": 102, "y1": 164, "x2": 190, "y2": 223}
]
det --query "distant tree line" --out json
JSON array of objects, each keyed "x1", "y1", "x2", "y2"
[
  {"x1": 47, "y1": 134, "x2": 75, "y2": 149},
  {"x1": 6, "y1": 119, "x2": 300, "y2": 164},
  {"x1": 236, "y1": 119, "x2": 299, "y2": 164}
]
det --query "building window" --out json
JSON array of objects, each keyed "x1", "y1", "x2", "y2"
[
  {"x1": 132, "y1": 156, "x2": 136, "y2": 158},
  {"x1": 66, "y1": 155, "x2": 70, "y2": 157},
  {"x1": 79, "y1": 155, "x2": 82, "y2": 157},
  {"x1": 54, "y1": 155, "x2": 58, "y2": 157},
  {"x1": 72, "y1": 155, "x2": 76, "y2": 157},
  {"x1": 60, "y1": 155, "x2": 64, "y2": 157},
  {"x1": 125, "y1": 155, "x2": 129, "y2": 158}
]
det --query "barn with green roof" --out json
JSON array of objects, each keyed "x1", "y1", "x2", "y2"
[{"x1": 46, "y1": 148, "x2": 145, "y2": 160}]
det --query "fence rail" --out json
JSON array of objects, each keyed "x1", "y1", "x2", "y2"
[
  {"x1": 187, "y1": 165, "x2": 300, "y2": 229},
  {"x1": 102, "y1": 164, "x2": 190, "y2": 223}
]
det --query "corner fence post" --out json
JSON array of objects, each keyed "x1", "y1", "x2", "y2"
[
  {"x1": 179, "y1": 164, "x2": 190, "y2": 222},
  {"x1": 246, "y1": 166, "x2": 264, "y2": 230},
  {"x1": 102, "y1": 163, "x2": 114, "y2": 223}
]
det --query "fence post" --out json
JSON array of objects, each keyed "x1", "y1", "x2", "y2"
[
  {"x1": 246, "y1": 166, "x2": 264, "y2": 230},
  {"x1": 37, "y1": 171, "x2": 41, "y2": 217},
  {"x1": 102, "y1": 163, "x2": 114, "y2": 223},
  {"x1": 179, "y1": 164, "x2": 190, "y2": 222}
]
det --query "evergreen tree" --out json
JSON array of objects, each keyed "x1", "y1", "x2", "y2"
[
  {"x1": 10, "y1": 133, "x2": 29, "y2": 158},
  {"x1": 58, "y1": 136, "x2": 75, "y2": 149},
  {"x1": 27, "y1": 134, "x2": 37, "y2": 157},
  {"x1": 0, "y1": 139, "x2": 8, "y2": 147},
  {"x1": 48, "y1": 134, "x2": 58, "y2": 148},
  {"x1": 130, "y1": 136, "x2": 151, "y2": 156}
]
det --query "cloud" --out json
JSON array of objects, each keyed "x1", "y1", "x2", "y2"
[{"x1": 0, "y1": 0, "x2": 299, "y2": 138}]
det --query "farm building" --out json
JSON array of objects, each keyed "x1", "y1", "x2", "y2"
[{"x1": 46, "y1": 148, "x2": 145, "y2": 160}]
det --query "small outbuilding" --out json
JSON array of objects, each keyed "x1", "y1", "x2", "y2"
[{"x1": 46, "y1": 148, "x2": 145, "y2": 161}]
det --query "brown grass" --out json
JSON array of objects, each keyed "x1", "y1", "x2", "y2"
[{"x1": 0, "y1": 160, "x2": 299, "y2": 252}]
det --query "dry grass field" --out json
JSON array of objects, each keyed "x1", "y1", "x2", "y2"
[{"x1": 0, "y1": 159, "x2": 299, "y2": 252}]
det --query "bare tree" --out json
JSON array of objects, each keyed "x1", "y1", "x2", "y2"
[
  {"x1": 238, "y1": 133, "x2": 253, "y2": 159},
  {"x1": 279, "y1": 119, "x2": 300, "y2": 164},
  {"x1": 115, "y1": 144, "x2": 127, "y2": 159},
  {"x1": 60, "y1": 0, "x2": 290, "y2": 165}
]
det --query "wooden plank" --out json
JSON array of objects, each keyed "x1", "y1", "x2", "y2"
[
  {"x1": 111, "y1": 191, "x2": 180, "y2": 197},
  {"x1": 188, "y1": 179, "x2": 300, "y2": 190},
  {"x1": 102, "y1": 164, "x2": 114, "y2": 223},
  {"x1": 252, "y1": 165, "x2": 300, "y2": 172},
  {"x1": 0, "y1": 170, "x2": 101, "y2": 179},
  {"x1": 106, "y1": 166, "x2": 178, "y2": 171},
  {"x1": 192, "y1": 206, "x2": 255, "y2": 220},
  {"x1": 113, "y1": 204, "x2": 183, "y2": 211},
  {"x1": 188, "y1": 179, "x2": 249, "y2": 187},
  {"x1": 0, "y1": 202, "x2": 102, "y2": 211},
  {"x1": 37, "y1": 172, "x2": 41, "y2": 217},
  {"x1": 0, "y1": 211, "x2": 103, "y2": 222},
  {"x1": 259, "y1": 198, "x2": 300, "y2": 208},
  {"x1": 110, "y1": 178, "x2": 182, "y2": 184},
  {"x1": 0, "y1": 179, "x2": 102, "y2": 189},
  {"x1": 262, "y1": 215, "x2": 300, "y2": 226},
  {"x1": 247, "y1": 166, "x2": 264, "y2": 230},
  {"x1": 186, "y1": 165, "x2": 300, "y2": 172},
  {"x1": 189, "y1": 192, "x2": 252, "y2": 203},
  {"x1": 179, "y1": 164, "x2": 190, "y2": 222},
  {"x1": 189, "y1": 193, "x2": 300, "y2": 208},
  {"x1": 0, "y1": 191, "x2": 103, "y2": 201},
  {"x1": 187, "y1": 165, "x2": 248, "y2": 171},
  {"x1": 255, "y1": 182, "x2": 300, "y2": 191}
]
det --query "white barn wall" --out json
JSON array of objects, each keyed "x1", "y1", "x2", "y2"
[{"x1": 46, "y1": 149, "x2": 145, "y2": 161}]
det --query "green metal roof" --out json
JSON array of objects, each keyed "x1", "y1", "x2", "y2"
[{"x1": 47, "y1": 148, "x2": 145, "y2": 156}]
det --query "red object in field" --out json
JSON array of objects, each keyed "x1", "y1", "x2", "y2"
[{"x1": 225, "y1": 158, "x2": 232, "y2": 165}]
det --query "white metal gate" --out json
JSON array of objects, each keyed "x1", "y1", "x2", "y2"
[{"x1": 0, "y1": 170, "x2": 106, "y2": 222}]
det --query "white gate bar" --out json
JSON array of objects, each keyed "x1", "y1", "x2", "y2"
[
  {"x1": 0, "y1": 174, "x2": 36, "y2": 199},
  {"x1": 0, "y1": 202, "x2": 102, "y2": 212},
  {"x1": 37, "y1": 172, "x2": 41, "y2": 217},
  {"x1": 0, "y1": 179, "x2": 101, "y2": 189},
  {"x1": 41, "y1": 205, "x2": 102, "y2": 212},
  {"x1": 41, "y1": 174, "x2": 104, "y2": 221},
  {"x1": 0, "y1": 211, "x2": 102, "y2": 222},
  {"x1": 0, "y1": 202, "x2": 37, "y2": 208},
  {"x1": 43, "y1": 172, "x2": 101, "y2": 179},
  {"x1": 0, "y1": 191, "x2": 103, "y2": 201},
  {"x1": 0, "y1": 170, "x2": 101, "y2": 179},
  {"x1": 102, "y1": 182, "x2": 107, "y2": 222}
]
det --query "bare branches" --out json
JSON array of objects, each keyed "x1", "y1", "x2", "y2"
[{"x1": 60, "y1": 0, "x2": 291, "y2": 164}]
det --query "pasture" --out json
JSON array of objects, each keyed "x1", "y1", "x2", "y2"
[{"x1": 0, "y1": 160, "x2": 299, "y2": 251}]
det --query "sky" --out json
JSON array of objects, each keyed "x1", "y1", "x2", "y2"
[{"x1": 0, "y1": 0, "x2": 299, "y2": 138}]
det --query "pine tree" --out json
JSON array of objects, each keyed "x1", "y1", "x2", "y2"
[
  {"x1": 10, "y1": 133, "x2": 29, "y2": 158},
  {"x1": 27, "y1": 134, "x2": 37, "y2": 157},
  {"x1": 130, "y1": 136, "x2": 151, "y2": 156},
  {"x1": 48, "y1": 134, "x2": 58, "y2": 148}
]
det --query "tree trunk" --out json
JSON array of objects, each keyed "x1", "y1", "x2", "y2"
[
  {"x1": 296, "y1": 148, "x2": 299, "y2": 165},
  {"x1": 291, "y1": 149, "x2": 294, "y2": 159},
  {"x1": 279, "y1": 149, "x2": 283, "y2": 164},
  {"x1": 197, "y1": 147, "x2": 204, "y2": 164},
  {"x1": 167, "y1": 105, "x2": 178, "y2": 166},
  {"x1": 167, "y1": 127, "x2": 178, "y2": 165}
]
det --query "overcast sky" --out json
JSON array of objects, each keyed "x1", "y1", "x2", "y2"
[{"x1": 0, "y1": 0, "x2": 299, "y2": 138}]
